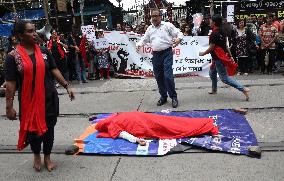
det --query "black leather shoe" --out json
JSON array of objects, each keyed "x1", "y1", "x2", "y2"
[
  {"x1": 157, "y1": 98, "x2": 167, "y2": 106},
  {"x1": 172, "y1": 98, "x2": 178, "y2": 108}
]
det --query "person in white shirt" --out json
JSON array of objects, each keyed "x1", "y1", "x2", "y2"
[{"x1": 136, "y1": 9, "x2": 183, "y2": 108}]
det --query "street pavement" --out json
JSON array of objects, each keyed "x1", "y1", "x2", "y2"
[{"x1": 0, "y1": 73, "x2": 283, "y2": 181}]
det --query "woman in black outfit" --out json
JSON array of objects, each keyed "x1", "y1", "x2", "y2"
[{"x1": 5, "y1": 20, "x2": 75, "y2": 172}]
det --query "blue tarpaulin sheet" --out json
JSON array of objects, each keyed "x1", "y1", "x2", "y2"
[
  {"x1": 1, "y1": 9, "x2": 45, "y2": 21},
  {"x1": 0, "y1": 24, "x2": 13, "y2": 37},
  {"x1": 75, "y1": 109, "x2": 258, "y2": 156}
]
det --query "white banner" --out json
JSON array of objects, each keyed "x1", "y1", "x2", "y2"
[
  {"x1": 101, "y1": 31, "x2": 212, "y2": 77},
  {"x1": 94, "y1": 38, "x2": 109, "y2": 49}
]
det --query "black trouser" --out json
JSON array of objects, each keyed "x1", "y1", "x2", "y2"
[
  {"x1": 260, "y1": 49, "x2": 276, "y2": 73},
  {"x1": 0, "y1": 69, "x2": 4, "y2": 85},
  {"x1": 237, "y1": 56, "x2": 251, "y2": 73},
  {"x1": 152, "y1": 47, "x2": 177, "y2": 100},
  {"x1": 56, "y1": 57, "x2": 69, "y2": 81},
  {"x1": 28, "y1": 117, "x2": 57, "y2": 155}
]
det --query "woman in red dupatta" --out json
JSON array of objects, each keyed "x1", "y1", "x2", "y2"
[
  {"x1": 5, "y1": 21, "x2": 75, "y2": 172},
  {"x1": 198, "y1": 14, "x2": 250, "y2": 101}
]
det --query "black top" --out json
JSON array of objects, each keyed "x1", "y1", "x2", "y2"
[
  {"x1": 67, "y1": 35, "x2": 81, "y2": 58},
  {"x1": 209, "y1": 31, "x2": 228, "y2": 61},
  {"x1": 5, "y1": 46, "x2": 59, "y2": 122},
  {"x1": 199, "y1": 24, "x2": 211, "y2": 36},
  {"x1": 51, "y1": 40, "x2": 61, "y2": 62}
]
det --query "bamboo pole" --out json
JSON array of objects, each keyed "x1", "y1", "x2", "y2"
[{"x1": 43, "y1": 0, "x2": 50, "y2": 24}]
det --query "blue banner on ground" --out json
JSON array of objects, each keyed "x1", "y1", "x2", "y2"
[{"x1": 81, "y1": 109, "x2": 258, "y2": 155}]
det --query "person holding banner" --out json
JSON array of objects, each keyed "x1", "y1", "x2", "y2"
[
  {"x1": 136, "y1": 9, "x2": 183, "y2": 108},
  {"x1": 199, "y1": 14, "x2": 250, "y2": 101}
]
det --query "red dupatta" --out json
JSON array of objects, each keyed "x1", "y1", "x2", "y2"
[
  {"x1": 16, "y1": 44, "x2": 47, "y2": 151},
  {"x1": 47, "y1": 37, "x2": 65, "y2": 59},
  {"x1": 210, "y1": 27, "x2": 238, "y2": 76}
]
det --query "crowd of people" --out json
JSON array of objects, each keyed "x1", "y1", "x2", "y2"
[
  {"x1": 114, "y1": 12, "x2": 284, "y2": 76},
  {"x1": 1, "y1": 11, "x2": 284, "y2": 90}
]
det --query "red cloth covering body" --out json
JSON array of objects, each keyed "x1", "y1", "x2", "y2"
[
  {"x1": 47, "y1": 37, "x2": 65, "y2": 59},
  {"x1": 209, "y1": 28, "x2": 238, "y2": 76},
  {"x1": 16, "y1": 45, "x2": 47, "y2": 150},
  {"x1": 95, "y1": 112, "x2": 218, "y2": 139}
]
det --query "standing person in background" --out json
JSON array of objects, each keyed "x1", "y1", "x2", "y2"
[
  {"x1": 59, "y1": 33, "x2": 69, "y2": 80},
  {"x1": 198, "y1": 15, "x2": 211, "y2": 36},
  {"x1": 68, "y1": 30, "x2": 88, "y2": 84},
  {"x1": 1, "y1": 35, "x2": 19, "y2": 90},
  {"x1": 136, "y1": 9, "x2": 183, "y2": 108},
  {"x1": 199, "y1": 14, "x2": 250, "y2": 101},
  {"x1": 248, "y1": 15, "x2": 260, "y2": 71},
  {"x1": 259, "y1": 13, "x2": 278, "y2": 75},
  {"x1": 5, "y1": 20, "x2": 75, "y2": 172},
  {"x1": 232, "y1": 19, "x2": 257, "y2": 76},
  {"x1": 183, "y1": 24, "x2": 193, "y2": 36},
  {"x1": 96, "y1": 31, "x2": 110, "y2": 80},
  {"x1": 48, "y1": 30, "x2": 69, "y2": 83},
  {"x1": 115, "y1": 23, "x2": 123, "y2": 31},
  {"x1": 0, "y1": 49, "x2": 5, "y2": 88},
  {"x1": 275, "y1": 27, "x2": 284, "y2": 73},
  {"x1": 257, "y1": 15, "x2": 266, "y2": 28},
  {"x1": 272, "y1": 13, "x2": 282, "y2": 32},
  {"x1": 7, "y1": 34, "x2": 18, "y2": 53}
]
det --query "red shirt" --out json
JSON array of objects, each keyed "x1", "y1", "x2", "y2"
[{"x1": 259, "y1": 24, "x2": 278, "y2": 49}]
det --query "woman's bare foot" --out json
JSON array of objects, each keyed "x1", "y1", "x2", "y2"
[
  {"x1": 243, "y1": 88, "x2": 250, "y2": 101},
  {"x1": 33, "y1": 154, "x2": 41, "y2": 172},
  {"x1": 44, "y1": 155, "x2": 57, "y2": 172},
  {"x1": 137, "y1": 139, "x2": 146, "y2": 146}
]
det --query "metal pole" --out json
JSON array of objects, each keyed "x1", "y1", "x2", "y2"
[
  {"x1": 79, "y1": 0, "x2": 84, "y2": 25},
  {"x1": 54, "y1": 0, "x2": 59, "y2": 30},
  {"x1": 70, "y1": 0, "x2": 75, "y2": 24},
  {"x1": 12, "y1": 0, "x2": 18, "y2": 23},
  {"x1": 220, "y1": 2, "x2": 223, "y2": 16},
  {"x1": 43, "y1": 0, "x2": 50, "y2": 24}
]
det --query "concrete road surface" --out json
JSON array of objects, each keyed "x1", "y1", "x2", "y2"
[{"x1": 0, "y1": 73, "x2": 283, "y2": 181}]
